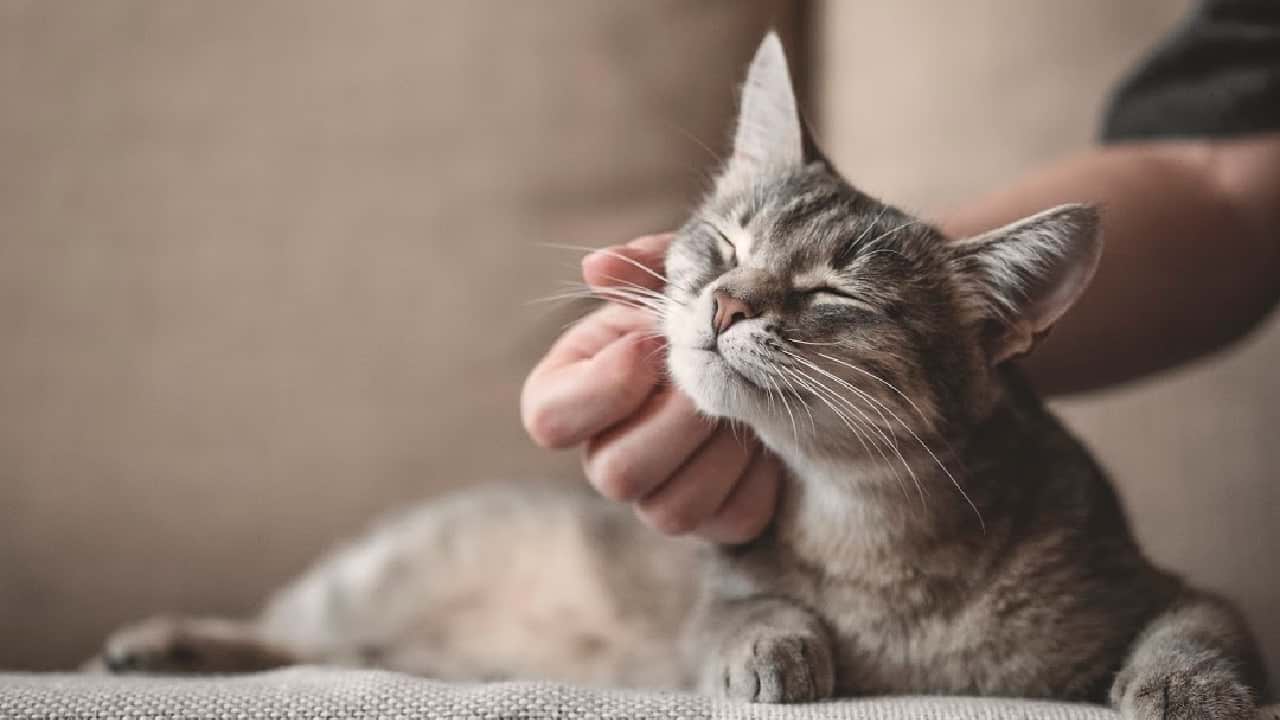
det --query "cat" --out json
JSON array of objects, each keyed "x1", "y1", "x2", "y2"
[{"x1": 94, "y1": 32, "x2": 1267, "y2": 719}]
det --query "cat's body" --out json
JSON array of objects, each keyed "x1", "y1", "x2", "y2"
[
  {"x1": 97, "y1": 33, "x2": 1266, "y2": 719},
  {"x1": 100, "y1": 483, "x2": 699, "y2": 687},
  {"x1": 695, "y1": 368, "x2": 1258, "y2": 703}
]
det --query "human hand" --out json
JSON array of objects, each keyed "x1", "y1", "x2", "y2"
[{"x1": 521, "y1": 234, "x2": 781, "y2": 543}]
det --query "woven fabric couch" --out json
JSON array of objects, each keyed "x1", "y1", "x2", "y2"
[{"x1": 6, "y1": 668, "x2": 1277, "y2": 720}]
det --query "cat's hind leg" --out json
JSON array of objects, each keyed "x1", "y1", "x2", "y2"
[
  {"x1": 1111, "y1": 593, "x2": 1267, "y2": 720},
  {"x1": 98, "y1": 615, "x2": 299, "y2": 674}
]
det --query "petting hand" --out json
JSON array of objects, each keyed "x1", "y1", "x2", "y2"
[{"x1": 521, "y1": 234, "x2": 781, "y2": 544}]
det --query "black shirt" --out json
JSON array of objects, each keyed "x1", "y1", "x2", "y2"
[{"x1": 1103, "y1": 0, "x2": 1280, "y2": 141}]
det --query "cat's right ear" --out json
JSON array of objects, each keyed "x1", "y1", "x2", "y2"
[
  {"x1": 721, "y1": 32, "x2": 824, "y2": 190},
  {"x1": 949, "y1": 204, "x2": 1103, "y2": 366}
]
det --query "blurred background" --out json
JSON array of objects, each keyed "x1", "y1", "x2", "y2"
[{"x1": 1, "y1": 0, "x2": 1275, "y2": 690}]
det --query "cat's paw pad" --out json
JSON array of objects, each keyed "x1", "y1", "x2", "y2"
[
  {"x1": 1112, "y1": 666, "x2": 1255, "y2": 720},
  {"x1": 99, "y1": 617, "x2": 211, "y2": 674},
  {"x1": 708, "y1": 629, "x2": 834, "y2": 703}
]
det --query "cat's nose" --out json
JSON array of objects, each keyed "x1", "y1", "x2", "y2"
[{"x1": 711, "y1": 289, "x2": 758, "y2": 335}]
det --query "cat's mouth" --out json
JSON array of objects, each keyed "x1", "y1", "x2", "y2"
[
  {"x1": 695, "y1": 346, "x2": 763, "y2": 388},
  {"x1": 679, "y1": 340, "x2": 779, "y2": 397}
]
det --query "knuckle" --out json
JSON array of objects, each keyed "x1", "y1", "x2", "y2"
[
  {"x1": 708, "y1": 498, "x2": 769, "y2": 544},
  {"x1": 597, "y1": 345, "x2": 646, "y2": 391},
  {"x1": 588, "y1": 453, "x2": 647, "y2": 502},
  {"x1": 639, "y1": 499, "x2": 700, "y2": 537}
]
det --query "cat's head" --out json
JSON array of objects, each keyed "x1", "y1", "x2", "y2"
[{"x1": 663, "y1": 33, "x2": 1101, "y2": 461}]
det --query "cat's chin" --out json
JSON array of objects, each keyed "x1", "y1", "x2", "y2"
[{"x1": 667, "y1": 346, "x2": 768, "y2": 422}]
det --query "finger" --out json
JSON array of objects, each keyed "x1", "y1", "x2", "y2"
[
  {"x1": 696, "y1": 449, "x2": 782, "y2": 545},
  {"x1": 583, "y1": 388, "x2": 715, "y2": 503},
  {"x1": 582, "y1": 234, "x2": 673, "y2": 292},
  {"x1": 522, "y1": 303, "x2": 655, "y2": 412},
  {"x1": 634, "y1": 425, "x2": 755, "y2": 536},
  {"x1": 522, "y1": 329, "x2": 665, "y2": 449},
  {"x1": 531, "y1": 303, "x2": 657, "y2": 373},
  {"x1": 522, "y1": 305, "x2": 658, "y2": 431}
]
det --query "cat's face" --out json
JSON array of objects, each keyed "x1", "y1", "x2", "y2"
[
  {"x1": 663, "y1": 33, "x2": 1101, "y2": 460},
  {"x1": 664, "y1": 169, "x2": 967, "y2": 456}
]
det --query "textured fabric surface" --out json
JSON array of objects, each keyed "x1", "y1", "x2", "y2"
[
  {"x1": 2, "y1": 670, "x2": 1276, "y2": 720},
  {"x1": 0, "y1": 668, "x2": 1137, "y2": 720}
]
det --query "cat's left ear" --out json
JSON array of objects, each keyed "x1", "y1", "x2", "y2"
[
  {"x1": 949, "y1": 204, "x2": 1103, "y2": 365},
  {"x1": 724, "y1": 32, "x2": 825, "y2": 184}
]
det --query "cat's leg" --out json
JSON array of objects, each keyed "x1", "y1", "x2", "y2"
[
  {"x1": 1111, "y1": 593, "x2": 1267, "y2": 720},
  {"x1": 98, "y1": 615, "x2": 300, "y2": 674},
  {"x1": 686, "y1": 595, "x2": 835, "y2": 703}
]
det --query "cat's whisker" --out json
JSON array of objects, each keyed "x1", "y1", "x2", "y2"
[
  {"x1": 530, "y1": 289, "x2": 654, "y2": 313},
  {"x1": 557, "y1": 278, "x2": 672, "y2": 302},
  {"x1": 556, "y1": 278, "x2": 681, "y2": 318},
  {"x1": 783, "y1": 349, "x2": 940, "y2": 510},
  {"x1": 780, "y1": 363, "x2": 922, "y2": 509},
  {"x1": 865, "y1": 220, "x2": 921, "y2": 249},
  {"x1": 762, "y1": 372, "x2": 800, "y2": 447},
  {"x1": 813, "y1": 353, "x2": 935, "y2": 431},
  {"x1": 778, "y1": 349, "x2": 904, "y2": 455},
  {"x1": 788, "y1": 338, "x2": 847, "y2": 347},
  {"x1": 543, "y1": 283, "x2": 675, "y2": 320},
  {"x1": 787, "y1": 370, "x2": 918, "y2": 508},
  {"x1": 640, "y1": 344, "x2": 669, "y2": 368},
  {"x1": 776, "y1": 365, "x2": 898, "y2": 492},
  {"x1": 768, "y1": 364, "x2": 817, "y2": 435},
  {"x1": 536, "y1": 242, "x2": 688, "y2": 294},
  {"x1": 809, "y1": 352, "x2": 984, "y2": 530},
  {"x1": 844, "y1": 248, "x2": 913, "y2": 270},
  {"x1": 852, "y1": 205, "x2": 891, "y2": 246},
  {"x1": 780, "y1": 363, "x2": 891, "y2": 453},
  {"x1": 598, "y1": 274, "x2": 685, "y2": 307},
  {"x1": 725, "y1": 417, "x2": 743, "y2": 447}
]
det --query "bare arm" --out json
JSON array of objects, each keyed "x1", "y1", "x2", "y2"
[{"x1": 943, "y1": 134, "x2": 1280, "y2": 395}]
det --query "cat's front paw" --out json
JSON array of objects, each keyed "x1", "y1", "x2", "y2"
[
  {"x1": 1111, "y1": 665, "x2": 1255, "y2": 720},
  {"x1": 705, "y1": 627, "x2": 834, "y2": 703}
]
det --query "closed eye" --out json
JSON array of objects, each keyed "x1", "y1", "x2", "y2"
[
  {"x1": 802, "y1": 286, "x2": 858, "y2": 302},
  {"x1": 714, "y1": 232, "x2": 736, "y2": 267},
  {"x1": 701, "y1": 221, "x2": 737, "y2": 268},
  {"x1": 800, "y1": 286, "x2": 884, "y2": 317}
]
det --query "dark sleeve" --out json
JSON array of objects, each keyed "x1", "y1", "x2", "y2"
[{"x1": 1102, "y1": 0, "x2": 1280, "y2": 142}]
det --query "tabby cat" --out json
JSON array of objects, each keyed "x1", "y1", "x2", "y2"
[{"x1": 96, "y1": 33, "x2": 1266, "y2": 720}]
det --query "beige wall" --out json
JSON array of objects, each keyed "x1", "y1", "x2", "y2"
[
  {"x1": 0, "y1": 0, "x2": 793, "y2": 669},
  {"x1": 814, "y1": 0, "x2": 1278, "y2": 690}
]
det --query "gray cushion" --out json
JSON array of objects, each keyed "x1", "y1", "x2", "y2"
[{"x1": 0, "y1": 667, "x2": 1158, "y2": 720}]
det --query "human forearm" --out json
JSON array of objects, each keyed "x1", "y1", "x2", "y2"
[{"x1": 942, "y1": 135, "x2": 1280, "y2": 395}]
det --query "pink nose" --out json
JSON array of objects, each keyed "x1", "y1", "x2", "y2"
[{"x1": 712, "y1": 289, "x2": 758, "y2": 335}]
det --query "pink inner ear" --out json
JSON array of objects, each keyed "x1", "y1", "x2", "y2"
[
  {"x1": 969, "y1": 204, "x2": 1103, "y2": 366},
  {"x1": 990, "y1": 322, "x2": 1054, "y2": 366},
  {"x1": 726, "y1": 32, "x2": 804, "y2": 179},
  {"x1": 1022, "y1": 228, "x2": 1104, "y2": 337}
]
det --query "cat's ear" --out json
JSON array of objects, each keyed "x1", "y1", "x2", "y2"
[
  {"x1": 950, "y1": 204, "x2": 1102, "y2": 365},
  {"x1": 723, "y1": 32, "x2": 822, "y2": 184}
]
